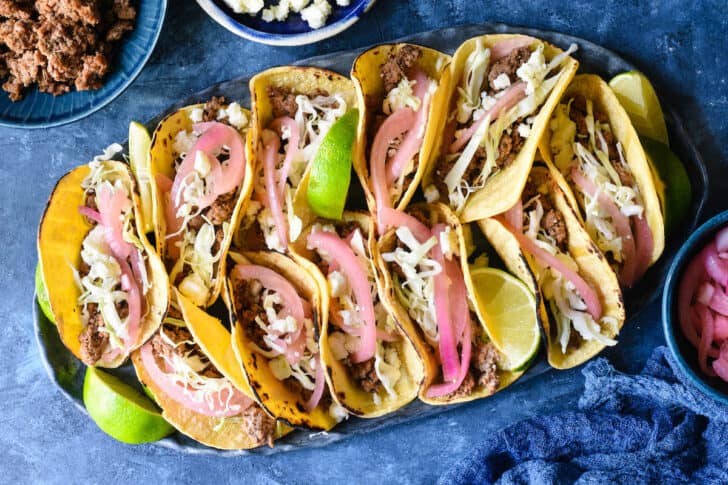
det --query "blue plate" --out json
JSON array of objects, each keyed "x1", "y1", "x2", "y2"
[
  {"x1": 663, "y1": 210, "x2": 728, "y2": 405},
  {"x1": 0, "y1": 0, "x2": 167, "y2": 129},
  {"x1": 196, "y1": 0, "x2": 376, "y2": 46}
]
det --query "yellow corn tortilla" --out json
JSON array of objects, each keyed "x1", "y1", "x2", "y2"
[
  {"x1": 37, "y1": 161, "x2": 169, "y2": 368},
  {"x1": 539, "y1": 73, "x2": 665, "y2": 267},
  {"x1": 372, "y1": 202, "x2": 523, "y2": 405},
  {"x1": 421, "y1": 34, "x2": 579, "y2": 222},
  {"x1": 289, "y1": 211, "x2": 424, "y2": 418},
  {"x1": 131, "y1": 292, "x2": 290, "y2": 450},
  {"x1": 478, "y1": 165, "x2": 625, "y2": 369},
  {"x1": 350, "y1": 43, "x2": 451, "y2": 216},
  {"x1": 149, "y1": 103, "x2": 254, "y2": 308},
  {"x1": 226, "y1": 250, "x2": 338, "y2": 431}
]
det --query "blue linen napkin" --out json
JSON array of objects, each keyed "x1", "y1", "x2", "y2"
[{"x1": 439, "y1": 347, "x2": 728, "y2": 484}]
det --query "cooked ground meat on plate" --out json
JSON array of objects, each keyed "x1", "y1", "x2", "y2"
[{"x1": 0, "y1": 0, "x2": 136, "y2": 101}]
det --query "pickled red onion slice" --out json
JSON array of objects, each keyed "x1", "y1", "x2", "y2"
[
  {"x1": 570, "y1": 167, "x2": 638, "y2": 288},
  {"x1": 449, "y1": 81, "x2": 527, "y2": 154},
  {"x1": 261, "y1": 129, "x2": 289, "y2": 250},
  {"x1": 96, "y1": 184, "x2": 134, "y2": 261},
  {"x1": 696, "y1": 304, "x2": 716, "y2": 376},
  {"x1": 632, "y1": 211, "x2": 654, "y2": 284},
  {"x1": 426, "y1": 316, "x2": 472, "y2": 398},
  {"x1": 78, "y1": 206, "x2": 102, "y2": 224},
  {"x1": 378, "y1": 207, "x2": 431, "y2": 242},
  {"x1": 269, "y1": 117, "x2": 300, "y2": 198},
  {"x1": 118, "y1": 257, "x2": 141, "y2": 347},
  {"x1": 139, "y1": 343, "x2": 253, "y2": 417},
  {"x1": 490, "y1": 36, "x2": 537, "y2": 60},
  {"x1": 504, "y1": 198, "x2": 523, "y2": 233},
  {"x1": 305, "y1": 354, "x2": 326, "y2": 412},
  {"x1": 429, "y1": 224, "x2": 459, "y2": 384},
  {"x1": 308, "y1": 230, "x2": 376, "y2": 363},
  {"x1": 717, "y1": 227, "x2": 728, "y2": 253},
  {"x1": 705, "y1": 242, "x2": 728, "y2": 287},
  {"x1": 232, "y1": 264, "x2": 305, "y2": 322},
  {"x1": 370, "y1": 108, "x2": 416, "y2": 230},
  {"x1": 386, "y1": 69, "x2": 431, "y2": 185},
  {"x1": 499, "y1": 215, "x2": 602, "y2": 320}
]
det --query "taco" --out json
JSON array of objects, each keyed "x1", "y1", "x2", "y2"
[
  {"x1": 422, "y1": 34, "x2": 578, "y2": 222},
  {"x1": 350, "y1": 43, "x2": 450, "y2": 231},
  {"x1": 374, "y1": 202, "x2": 523, "y2": 405},
  {"x1": 539, "y1": 74, "x2": 665, "y2": 288},
  {"x1": 38, "y1": 160, "x2": 168, "y2": 368},
  {"x1": 237, "y1": 66, "x2": 358, "y2": 252},
  {"x1": 227, "y1": 250, "x2": 339, "y2": 430},
  {"x1": 132, "y1": 290, "x2": 290, "y2": 449},
  {"x1": 289, "y1": 211, "x2": 424, "y2": 417},
  {"x1": 149, "y1": 97, "x2": 253, "y2": 308},
  {"x1": 479, "y1": 163, "x2": 625, "y2": 369}
]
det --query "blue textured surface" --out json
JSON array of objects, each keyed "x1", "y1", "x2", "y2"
[
  {"x1": 0, "y1": 0, "x2": 166, "y2": 128},
  {"x1": 1, "y1": 1, "x2": 727, "y2": 483}
]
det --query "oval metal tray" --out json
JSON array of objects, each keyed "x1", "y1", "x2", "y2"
[{"x1": 34, "y1": 23, "x2": 709, "y2": 456}]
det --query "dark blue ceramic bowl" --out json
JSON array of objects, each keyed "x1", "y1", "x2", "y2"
[
  {"x1": 0, "y1": 0, "x2": 166, "y2": 129},
  {"x1": 196, "y1": 0, "x2": 376, "y2": 46},
  {"x1": 663, "y1": 210, "x2": 728, "y2": 405}
]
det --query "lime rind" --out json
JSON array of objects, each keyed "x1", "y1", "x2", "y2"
[
  {"x1": 609, "y1": 71, "x2": 669, "y2": 145},
  {"x1": 307, "y1": 109, "x2": 359, "y2": 220},
  {"x1": 35, "y1": 262, "x2": 55, "y2": 324}
]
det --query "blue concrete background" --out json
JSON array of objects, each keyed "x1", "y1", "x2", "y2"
[{"x1": 1, "y1": 1, "x2": 726, "y2": 483}]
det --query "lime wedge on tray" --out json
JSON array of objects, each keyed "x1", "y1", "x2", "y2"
[
  {"x1": 469, "y1": 267, "x2": 540, "y2": 371},
  {"x1": 128, "y1": 121, "x2": 155, "y2": 234},
  {"x1": 640, "y1": 136, "x2": 692, "y2": 234},
  {"x1": 609, "y1": 71, "x2": 669, "y2": 145},
  {"x1": 307, "y1": 109, "x2": 359, "y2": 220},
  {"x1": 84, "y1": 367, "x2": 174, "y2": 444},
  {"x1": 35, "y1": 262, "x2": 55, "y2": 325}
]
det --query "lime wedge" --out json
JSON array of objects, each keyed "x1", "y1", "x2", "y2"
[
  {"x1": 128, "y1": 121, "x2": 155, "y2": 234},
  {"x1": 35, "y1": 262, "x2": 55, "y2": 325},
  {"x1": 639, "y1": 136, "x2": 692, "y2": 235},
  {"x1": 83, "y1": 367, "x2": 174, "y2": 444},
  {"x1": 307, "y1": 109, "x2": 359, "y2": 220},
  {"x1": 609, "y1": 71, "x2": 669, "y2": 145},
  {"x1": 469, "y1": 267, "x2": 540, "y2": 371}
]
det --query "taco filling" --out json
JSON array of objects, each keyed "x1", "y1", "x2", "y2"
[
  {"x1": 74, "y1": 162, "x2": 151, "y2": 366},
  {"x1": 230, "y1": 262, "x2": 330, "y2": 414},
  {"x1": 306, "y1": 220, "x2": 405, "y2": 403},
  {"x1": 549, "y1": 95, "x2": 654, "y2": 287},
  {"x1": 138, "y1": 322, "x2": 275, "y2": 446},
  {"x1": 241, "y1": 87, "x2": 349, "y2": 252},
  {"x1": 380, "y1": 208, "x2": 501, "y2": 399},
  {"x1": 501, "y1": 168, "x2": 618, "y2": 353},
  {"x1": 427, "y1": 37, "x2": 577, "y2": 212},
  {"x1": 156, "y1": 97, "x2": 249, "y2": 306},
  {"x1": 368, "y1": 46, "x2": 437, "y2": 227}
]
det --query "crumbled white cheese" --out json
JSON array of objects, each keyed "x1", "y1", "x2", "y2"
[
  {"x1": 194, "y1": 151, "x2": 211, "y2": 177},
  {"x1": 173, "y1": 130, "x2": 197, "y2": 156},
  {"x1": 382, "y1": 78, "x2": 421, "y2": 115},
  {"x1": 189, "y1": 108, "x2": 203, "y2": 123},
  {"x1": 517, "y1": 123, "x2": 531, "y2": 139},
  {"x1": 223, "y1": 0, "x2": 264, "y2": 14},
  {"x1": 516, "y1": 44, "x2": 547, "y2": 96},
  {"x1": 492, "y1": 73, "x2": 511, "y2": 91},
  {"x1": 424, "y1": 184, "x2": 440, "y2": 203},
  {"x1": 328, "y1": 271, "x2": 348, "y2": 298},
  {"x1": 300, "y1": 0, "x2": 332, "y2": 29},
  {"x1": 329, "y1": 401, "x2": 349, "y2": 422}
]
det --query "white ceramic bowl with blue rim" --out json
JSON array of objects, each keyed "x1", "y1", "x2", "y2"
[{"x1": 195, "y1": 0, "x2": 377, "y2": 46}]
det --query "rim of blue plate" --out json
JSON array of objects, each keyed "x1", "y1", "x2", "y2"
[
  {"x1": 195, "y1": 0, "x2": 376, "y2": 46},
  {"x1": 663, "y1": 209, "x2": 728, "y2": 405},
  {"x1": 0, "y1": 0, "x2": 167, "y2": 130}
]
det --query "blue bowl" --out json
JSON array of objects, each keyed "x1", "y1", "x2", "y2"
[
  {"x1": 196, "y1": 0, "x2": 376, "y2": 46},
  {"x1": 0, "y1": 0, "x2": 166, "y2": 129},
  {"x1": 663, "y1": 210, "x2": 728, "y2": 404}
]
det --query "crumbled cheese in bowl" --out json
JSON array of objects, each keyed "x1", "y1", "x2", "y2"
[{"x1": 222, "y1": 0, "x2": 351, "y2": 30}]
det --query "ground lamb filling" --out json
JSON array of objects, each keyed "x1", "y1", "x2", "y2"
[
  {"x1": 76, "y1": 184, "x2": 144, "y2": 366},
  {"x1": 150, "y1": 324, "x2": 276, "y2": 446},
  {"x1": 233, "y1": 275, "x2": 326, "y2": 407},
  {"x1": 368, "y1": 45, "x2": 426, "y2": 203},
  {"x1": 0, "y1": 0, "x2": 136, "y2": 101},
  {"x1": 166, "y1": 97, "x2": 246, "y2": 302},
  {"x1": 558, "y1": 95, "x2": 644, "y2": 270},
  {"x1": 313, "y1": 220, "x2": 404, "y2": 399},
  {"x1": 244, "y1": 86, "x2": 343, "y2": 252},
  {"x1": 385, "y1": 209, "x2": 501, "y2": 399}
]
